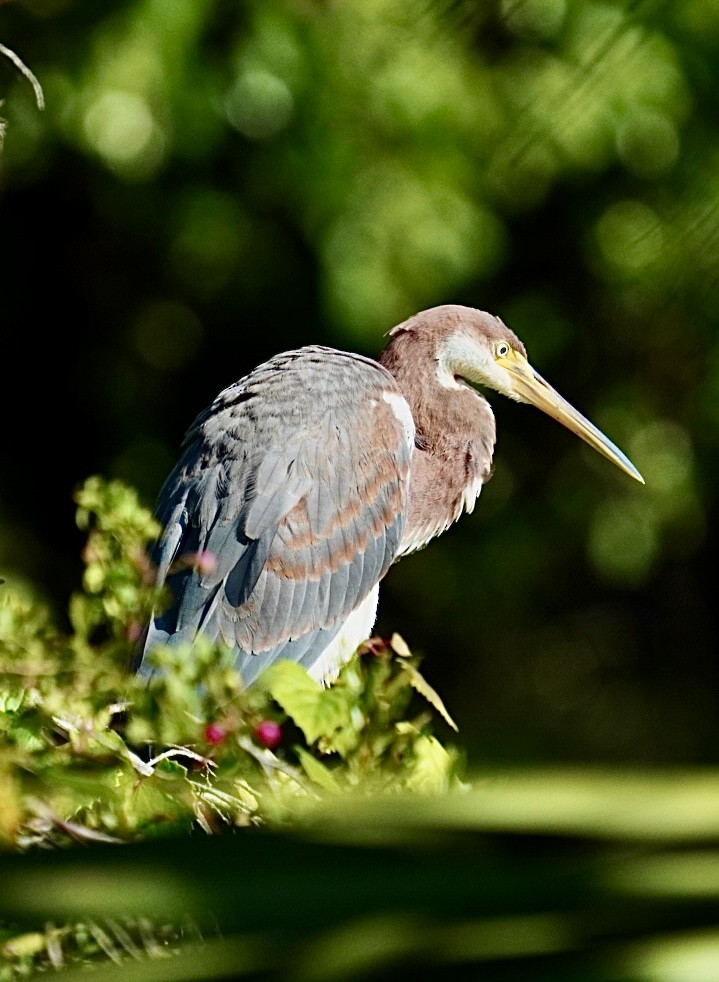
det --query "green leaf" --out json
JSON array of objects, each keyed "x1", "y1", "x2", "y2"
[
  {"x1": 400, "y1": 661, "x2": 458, "y2": 732},
  {"x1": 389, "y1": 633, "x2": 411, "y2": 657},
  {"x1": 0, "y1": 691, "x2": 25, "y2": 713},
  {"x1": 405, "y1": 735, "x2": 454, "y2": 793},
  {"x1": 261, "y1": 662, "x2": 352, "y2": 745},
  {"x1": 295, "y1": 746, "x2": 341, "y2": 793}
]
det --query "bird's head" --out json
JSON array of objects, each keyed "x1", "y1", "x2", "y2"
[{"x1": 384, "y1": 304, "x2": 644, "y2": 484}]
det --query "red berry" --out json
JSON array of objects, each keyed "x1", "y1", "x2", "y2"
[
  {"x1": 255, "y1": 720, "x2": 282, "y2": 749},
  {"x1": 204, "y1": 723, "x2": 227, "y2": 745},
  {"x1": 193, "y1": 550, "x2": 218, "y2": 574}
]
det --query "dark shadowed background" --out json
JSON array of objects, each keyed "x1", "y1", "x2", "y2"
[{"x1": 1, "y1": 0, "x2": 717, "y2": 768}]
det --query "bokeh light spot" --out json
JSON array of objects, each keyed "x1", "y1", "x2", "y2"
[
  {"x1": 225, "y1": 68, "x2": 294, "y2": 140},
  {"x1": 83, "y1": 89, "x2": 165, "y2": 178},
  {"x1": 169, "y1": 190, "x2": 250, "y2": 295},
  {"x1": 589, "y1": 498, "x2": 658, "y2": 585},
  {"x1": 132, "y1": 300, "x2": 204, "y2": 372},
  {"x1": 595, "y1": 200, "x2": 664, "y2": 278},
  {"x1": 616, "y1": 110, "x2": 680, "y2": 178},
  {"x1": 677, "y1": 0, "x2": 719, "y2": 41},
  {"x1": 632, "y1": 420, "x2": 692, "y2": 497},
  {"x1": 502, "y1": 0, "x2": 567, "y2": 40}
]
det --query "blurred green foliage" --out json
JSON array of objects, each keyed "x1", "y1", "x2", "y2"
[
  {"x1": 0, "y1": 477, "x2": 462, "y2": 834},
  {"x1": 0, "y1": 0, "x2": 717, "y2": 769},
  {"x1": 0, "y1": 476, "x2": 717, "y2": 981},
  {"x1": 0, "y1": 476, "x2": 465, "y2": 975}
]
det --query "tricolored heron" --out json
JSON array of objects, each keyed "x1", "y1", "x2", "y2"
[{"x1": 138, "y1": 304, "x2": 643, "y2": 686}]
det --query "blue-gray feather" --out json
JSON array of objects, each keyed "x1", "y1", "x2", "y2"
[{"x1": 137, "y1": 346, "x2": 412, "y2": 684}]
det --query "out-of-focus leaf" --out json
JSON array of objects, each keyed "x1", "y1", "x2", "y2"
[
  {"x1": 261, "y1": 661, "x2": 353, "y2": 746},
  {"x1": 400, "y1": 661, "x2": 458, "y2": 732},
  {"x1": 3, "y1": 770, "x2": 719, "y2": 979},
  {"x1": 294, "y1": 746, "x2": 341, "y2": 794}
]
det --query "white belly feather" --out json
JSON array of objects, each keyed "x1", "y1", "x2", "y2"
[{"x1": 308, "y1": 583, "x2": 380, "y2": 685}]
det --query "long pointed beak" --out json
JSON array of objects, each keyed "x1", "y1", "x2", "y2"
[{"x1": 502, "y1": 351, "x2": 645, "y2": 484}]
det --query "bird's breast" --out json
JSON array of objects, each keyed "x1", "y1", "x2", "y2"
[{"x1": 396, "y1": 393, "x2": 495, "y2": 557}]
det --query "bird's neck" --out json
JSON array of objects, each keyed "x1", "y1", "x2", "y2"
[{"x1": 378, "y1": 336, "x2": 496, "y2": 556}]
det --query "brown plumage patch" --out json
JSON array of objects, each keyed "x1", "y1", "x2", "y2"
[{"x1": 265, "y1": 408, "x2": 409, "y2": 583}]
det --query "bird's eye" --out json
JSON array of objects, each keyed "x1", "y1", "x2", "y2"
[{"x1": 495, "y1": 342, "x2": 511, "y2": 358}]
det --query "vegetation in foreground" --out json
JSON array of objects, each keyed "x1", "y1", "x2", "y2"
[{"x1": 0, "y1": 476, "x2": 464, "y2": 976}]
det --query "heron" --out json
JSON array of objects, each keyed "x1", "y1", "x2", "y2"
[{"x1": 137, "y1": 304, "x2": 643, "y2": 687}]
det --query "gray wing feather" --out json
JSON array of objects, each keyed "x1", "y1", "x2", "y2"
[
  {"x1": 242, "y1": 447, "x2": 310, "y2": 539},
  {"x1": 138, "y1": 346, "x2": 413, "y2": 683}
]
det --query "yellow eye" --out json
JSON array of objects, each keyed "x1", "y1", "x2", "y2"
[{"x1": 495, "y1": 342, "x2": 511, "y2": 358}]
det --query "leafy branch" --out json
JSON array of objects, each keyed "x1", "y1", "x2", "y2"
[{"x1": 0, "y1": 475, "x2": 465, "y2": 973}]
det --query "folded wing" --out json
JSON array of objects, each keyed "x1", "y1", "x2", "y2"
[{"x1": 137, "y1": 346, "x2": 414, "y2": 684}]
